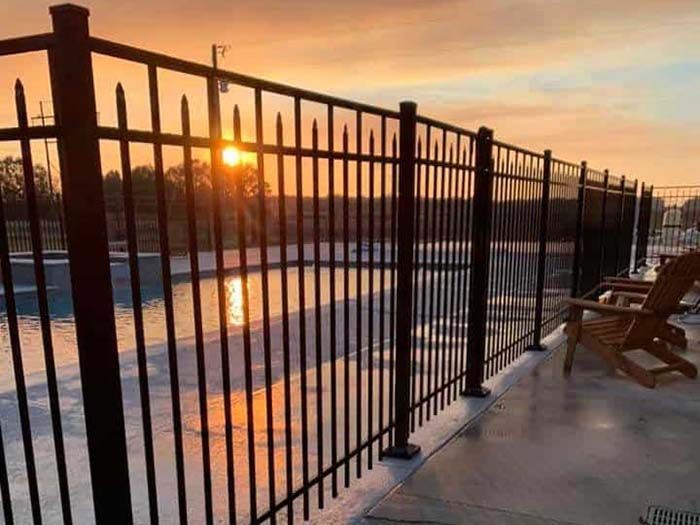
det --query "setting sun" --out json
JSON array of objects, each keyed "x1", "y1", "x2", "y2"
[{"x1": 222, "y1": 146, "x2": 241, "y2": 167}]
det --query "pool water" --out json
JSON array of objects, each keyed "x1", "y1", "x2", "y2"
[{"x1": 0, "y1": 266, "x2": 392, "y2": 382}]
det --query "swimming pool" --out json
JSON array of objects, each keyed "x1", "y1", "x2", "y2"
[{"x1": 0, "y1": 264, "x2": 393, "y2": 384}]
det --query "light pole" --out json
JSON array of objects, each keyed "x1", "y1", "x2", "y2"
[
  {"x1": 212, "y1": 43, "x2": 231, "y2": 93},
  {"x1": 31, "y1": 100, "x2": 56, "y2": 196}
]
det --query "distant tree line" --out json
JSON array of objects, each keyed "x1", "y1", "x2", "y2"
[{"x1": 0, "y1": 154, "x2": 589, "y2": 253}]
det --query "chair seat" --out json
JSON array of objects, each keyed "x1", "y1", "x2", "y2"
[{"x1": 582, "y1": 315, "x2": 632, "y2": 347}]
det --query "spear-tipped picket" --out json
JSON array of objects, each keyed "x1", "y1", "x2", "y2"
[
  {"x1": 180, "y1": 94, "x2": 191, "y2": 136},
  {"x1": 116, "y1": 83, "x2": 128, "y2": 130},
  {"x1": 114, "y1": 80, "x2": 160, "y2": 525},
  {"x1": 181, "y1": 89, "x2": 215, "y2": 525},
  {"x1": 2, "y1": 75, "x2": 39, "y2": 525},
  {"x1": 16, "y1": 75, "x2": 75, "y2": 525},
  {"x1": 14, "y1": 79, "x2": 29, "y2": 128},
  {"x1": 309, "y1": 115, "x2": 325, "y2": 509},
  {"x1": 276, "y1": 112, "x2": 283, "y2": 146},
  {"x1": 274, "y1": 107, "x2": 295, "y2": 522}
]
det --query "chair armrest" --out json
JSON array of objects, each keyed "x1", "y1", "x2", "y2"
[
  {"x1": 607, "y1": 283, "x2": 654, "y2": 292},
  {"x1": 603, "y1": 276, "x2": 652, "y2": 286},
  {"x1": 609, "y1": 291, "x2": 648, "y2": 303},
  {"x1": 564, "y1": 297, "x2": 654, "y2": 317}
]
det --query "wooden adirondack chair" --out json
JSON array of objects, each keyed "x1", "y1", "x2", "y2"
[
  {"x1": 600, "y1": 277, "x2": 689, "y2": 350},
  {"x1": 564, "y1": 252, "x2": 700, "y2": 388}
]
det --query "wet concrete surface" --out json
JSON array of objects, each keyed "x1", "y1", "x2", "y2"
[{"x1": 366, "y1": 316, "x2": 700, "y2": 525}]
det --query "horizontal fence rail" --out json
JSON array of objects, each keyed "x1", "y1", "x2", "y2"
[{"x1": 0, "y1": 5, "x2": 649, "y2": 525}]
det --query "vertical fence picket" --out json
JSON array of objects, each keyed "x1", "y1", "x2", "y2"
[
  {"x1": 147, "y1": 63, "x2": 188, "y2": 525},
  {"x1": 275, "y1": 112, "x2": 294, "y2": 524},
  {"x1": 328, "y1": 106, "x2": 339, "y2": 495},
  {"x1": 426, "y1": 140, "x2": 439, "y2": 415},
  {"x1": 0, "y1": 416, "x2": 11, "y2": 524},
  {"x1": 116, "y1": 83, "x2": 159, "y2": 525},
  {"x1": 354, "y1": 110, "x2": 364, "y2": 478},
  {"x1": 378, "y1": 116, "x2": 387, "y2": 459},
  {"x1": 182, "y1": 95, "x2": 215, "y2": 525},
  {"x1": 410, "y1": 136, "x2": 423, "y2": 430},
  {"x1": 292, "y1": 96, "x2": 311, "y2": 520},
  {"x1": 205, "y1": 74, "x2": 237, "y2": 525},
  {"x1": 311, "y1": 118, "x2": 324, "y2": 509},
  {"x1": 253, "y1": 88, "x2": 278, "y2": 523},
  {"x1": 388, "y1": 133, "x2": 399, "y2": 446},
  {"x1": 232, "y1": 105, "x2": 259, "y2": 524},
  {"x1": 0, "y1": 179, "x2": 28, "y2": 525},
  {"x1": 341, "y1": 124, "x2": 351, "y2": 489},
  {"x1": 421, "y1": 136, "x2": 435, "y2": 421},
  {"x1": 571, "y1": 162, "x2": 587, "y2": 297},
  {"x1": 367, "y1": 130, "x2": 375, "y2": 470}
]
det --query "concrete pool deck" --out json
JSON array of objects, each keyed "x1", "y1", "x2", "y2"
[{"x1": 365, "y1": 315, "x2": 700, "y2": 524}]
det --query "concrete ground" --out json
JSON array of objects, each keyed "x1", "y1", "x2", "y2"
[{"x1": 366, "y1": 315, "x2": 700, "y2": 525}]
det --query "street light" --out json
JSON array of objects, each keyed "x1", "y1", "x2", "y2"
[{"x1": 212, "y1": 43, "x2": 231, "y2": 93}]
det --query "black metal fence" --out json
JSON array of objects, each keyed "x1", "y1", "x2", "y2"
[
  {"x1": 635, "y1": 185, "x2": 700, "y2": 266},
  {"x1": 0, "y1": 5, "x2": 645, "y2": 525}
]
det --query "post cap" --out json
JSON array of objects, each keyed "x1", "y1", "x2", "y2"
[
  {"x1": 399, "y1": 101, "x2": 417, "y2": 114},
  {"x1": 50, "y1": 4, "x2": 90, "y2": 17},
  {"x1": 477, "y1": 126, "x2": 493, "y2": 139}
]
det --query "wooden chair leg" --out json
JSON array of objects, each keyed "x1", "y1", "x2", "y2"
[
  {"x1": 564, "y1": 329, "x2": 577, "y2": 376},
  {"x1": 564, "y1": 307, "x2": 583, "y2": 377},
  {"x1": 644, "y1": 340, "x2": 697, "y2": 379},
  {"x1": 613, "y1": 352, "x2": 657, "y2": 388},
  {"x1": 659, "y1": 324, "x2": 688, "y2": 350}
]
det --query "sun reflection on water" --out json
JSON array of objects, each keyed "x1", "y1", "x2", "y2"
[{"x1": 226, "y1": 277, "x2": 245, "y2": 326}]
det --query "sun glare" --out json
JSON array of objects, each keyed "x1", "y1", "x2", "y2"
[{"x1": 222, "y1": 146, "x2": 241, "y2": 167}]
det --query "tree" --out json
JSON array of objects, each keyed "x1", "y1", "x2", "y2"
[
  {"x1": 228, "y1": 163, "x2": 270, "y2": 199},
  {"x1": 0, "y1": 156, "x2": 53, "y2": 198}
]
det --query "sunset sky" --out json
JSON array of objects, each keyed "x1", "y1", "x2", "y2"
[{"x1": 1, "y1": 0, "x2": 699, "y2": 186}]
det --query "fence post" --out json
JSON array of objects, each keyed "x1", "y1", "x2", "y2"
[
  {"x1": 47, "y1": 5, "x2": 133, "y2": 522},
  {"x1": 462, "y1": 127, "x2": 494, "y2": 397},
  {"x1": 627, "y1": 178, "x2": 638, "y2": 274},
  {"x1": 614, "y1": 176, "x2": 626, "y2": 275},
  {"x1": 632, "y1": 181, "x2": 645, "y2": 273},
  {"x1": 597, "y1": 169, "x2": 609, "y2": 284},
  {"x1": 644, "y1": 185, "x2": 654, "y2": 267},
  {"x1": 570, "y1": 161, "x2": 587, "y2": 297},
  {"x1": 384, "y1": 101, "x2": 420, "y2": 459},
  {"x1": 527, "y1": 150, "x2": 552, "y2": 352}
]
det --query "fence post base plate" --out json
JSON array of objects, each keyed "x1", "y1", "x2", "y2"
[
  {"x1": 383, "y1": 443, "x2": 421, "y2": 460},
  {"x1": 461, "y1": 385, "x2": 491, "y2": 398},
  {"x1": 526, "y1": 343, "x2": 547, "y2": 352}
]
